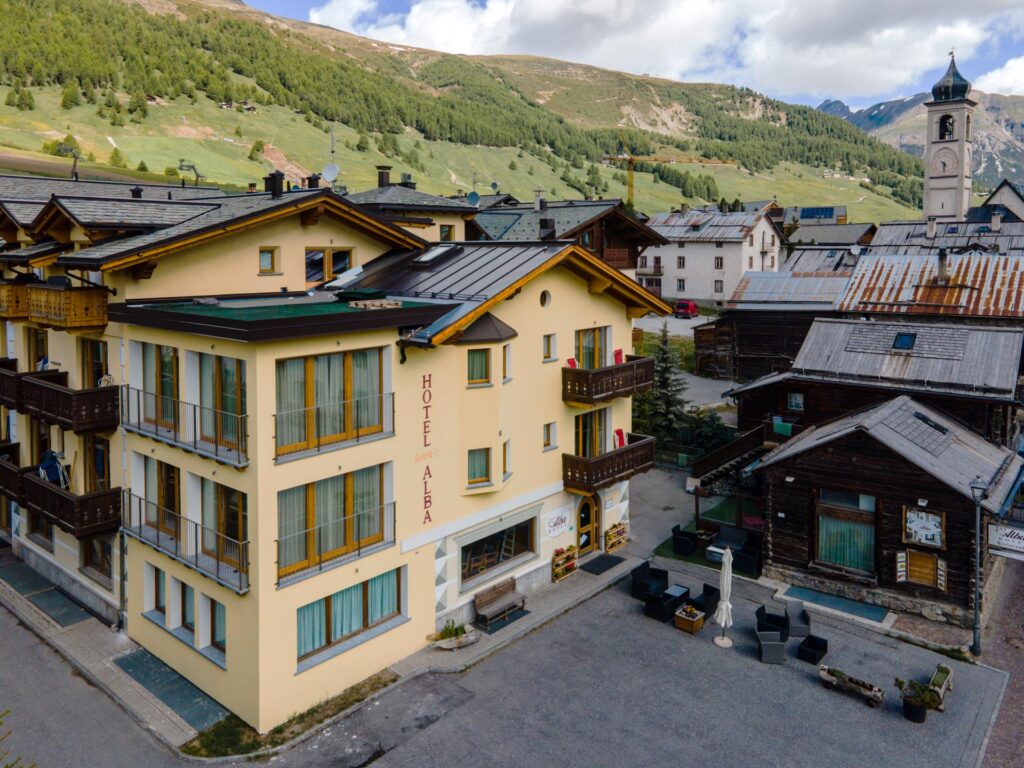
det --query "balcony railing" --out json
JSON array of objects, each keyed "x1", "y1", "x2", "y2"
[
  {"x1": 122, "y1": 493, "x2": 249, "y2": 594},
  {"x1": 22, "y1": 472, "x2": 120, "y2": 538},
  {"x1": 21, "y1": 372, "x2": 119, "y2": 432},
  {"x1": 0, "y1": 442, "x2": 26, "y2": 505},
  {"x1": 691, "y1": 419, "x2": 805, "y2": 482},
  {"x1": 121, "y1": 386, "x2": 248, "y2": 468},
  {"x1": 276, "y1": 502, "x2": 396, "y2": 584},
  {"x1": 0, "y1": 366, "x2": 64, "y2": 412},
  {"x1": 602, "y1": 247, "x2": 633, "y2": 269},
  {"x1": 562, "y1": 355, "x2": 655, "y2": 406},
  {"x1": 0, "y1": 282, "x2": 30, "y2": 320},
  {"x1": 635, "y1": 263, "x2": 664, "y2": 276},
  {"x1": 28, "y1": 284, "x2": 108, "y2": 330},
  {"x1": 562, "y1": 433, "x2": 655, "y2": 493},
  {"x1": 274, "y1": 393, "x2": 395, "y2": 459}
]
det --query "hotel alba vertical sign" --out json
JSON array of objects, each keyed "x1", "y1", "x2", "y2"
[{"x1": 421, "y1": 373, "x2": 434, "y2": 524}]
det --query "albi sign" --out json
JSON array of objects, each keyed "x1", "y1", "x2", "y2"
[{"x1": 988, "y1": 522, "x2": 1024, "y2": 562}]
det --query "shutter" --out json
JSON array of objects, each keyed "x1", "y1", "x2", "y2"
[
  {"x1": 896, "y1": 551, "x2": 908, "y2": 582},
  {"x1": 937, "y1": 558, "x2": 947, "y2": 592}
]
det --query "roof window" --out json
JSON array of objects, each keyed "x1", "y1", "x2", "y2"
[{"x1": 892, "y1": 332, "x2": 917, "y2": 351}]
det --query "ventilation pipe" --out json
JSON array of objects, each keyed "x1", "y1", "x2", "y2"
[
  {"x1": 130, "y1": 186, "x2": 143, "y2": 199},
  {"x1": 937, "y1": 247, "x2": 948, "y2": 285},
  {"x1": 264, "y1": 170, "x2": 285, "y2": 199},
  {"x1": 534, "y1": 190, "x2": 547, "y2": 212},
  {"x1": 992, "y1": 211, "x2": 1003, "y2": 233},
  {"x1": 307, "y1": 173, "x2": 321, "y2": 189},
  {"x1": 376, "y1": 165, "x2": 392, "y2": 188},
  {"x1": 926, "y1": 216, "x2": 937, "y2": 239}
]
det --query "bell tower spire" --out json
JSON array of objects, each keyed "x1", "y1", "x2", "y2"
[{"x1": 923, "y1": 53, "x2": 975, "y2": 221}]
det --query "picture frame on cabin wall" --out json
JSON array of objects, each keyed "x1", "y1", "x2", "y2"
[{"x1": 902, "y1": 506, "x2": 945, "y2": 550}]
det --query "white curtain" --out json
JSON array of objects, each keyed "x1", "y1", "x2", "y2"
[
  {"x1": 276, "y1": 359, "x2": 306, "y2": 448},
  {"x1": 314, "y1": 353, "x2": 345, "y2": 439},
  {"x1": 315, "y1": 475, "x2": 346, "y2": 555},
  {"x1": 331, "y1": 583, "x2": 364, "y2": 640},
  {"x1": 352, "y1": 465, "x2": 381, "y2": 540},
  {"x1": 367, "y1": 570, "x2": 397, "y2": 625},
  {"x1": 201, "y1": 479, "x2": 217, "y2": 554},
  {"x1": 278, "y1": 486, "x2": 307, "y2": 570},
  {"x1": 352, "y1": 349, "x2": 381, "y2": 429},
  {"x1": 297, "y1": 600, "x2": 326, "y2": 657},
  {"x1": 199, "y1": 353, "x2": 216, "y2": 438}
]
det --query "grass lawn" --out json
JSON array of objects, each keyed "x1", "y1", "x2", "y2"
[{"x1": 638, "y1": 330, "x2": 695, "y2": 373}]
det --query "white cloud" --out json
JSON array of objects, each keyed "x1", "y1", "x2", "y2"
[
  {"x1": 976, "y1": 55, "x2": 1024, "y2": 94},
  {"x1": 308, "y1": 0, "x2": 1024, "y2": 101}
]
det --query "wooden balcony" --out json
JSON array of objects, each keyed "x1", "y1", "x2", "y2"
[
  {"x1": 562, "y1": 433, "x2": 655, "y2": 494},
  {"x1": 601, "y1": 247, "x2": 633, "y2": 269},
  {"x1": 0, "y1": 366, "x2": 64, "y2": 411},
  {"x1": 21, "y1": 373, "x2": 119, "y2": 432},
  {"x1": 562, "y1": 355, "x2": 655, "y2": 407},
  {"x1": 28, "y1": 284, "x2": 108, "y2": 330},
  {"x1": 691, "y1": 420, "x2": 805, "y2": 484},
  {"x1": 0, "y1": 282, "x2": 30, "y2": 320},
  {"x1": 22, "y1": 472, "x2": 121, "y2": 538},
  {"x1": 0, "y1": 442, "x2": 27, "y2": 505}
]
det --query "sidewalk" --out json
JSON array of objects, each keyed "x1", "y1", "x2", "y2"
[{"x1": 0, "y1": 542, "x2": 197, "y2": 748}]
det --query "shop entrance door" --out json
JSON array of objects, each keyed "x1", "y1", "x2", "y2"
[{"x1": 577, "y1": 494, "x2": 601, "y2": 555}]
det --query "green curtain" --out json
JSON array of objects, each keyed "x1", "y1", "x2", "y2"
[
  {"x1": 182, "y1": 585, "x2": 194, "y2": 628},
  {"x1": 367, "y1": 570, "x2": 397, "y2": 624},
  {"x1": 315, "y1": 475, "x2": 346, "y2": 555},
  {"x1": 818, "y1": 516, "x2": 875, "y2": 572},
  {"x1": 213, "y1": 601, "x2": 226, "y2": 649},
  {"x1": 353, "y1": 466, "x2": 381, "y2": 540},
  {"x1": 201, "y1": 479, "x2": 217, "y2": 554},
  {"x1": 352, "y1": 349, "x2": 381, "y2": 429},
  {"x1": 155, "y1": 569, "x2": 165, "y2": 611},
  {"x1": 199, "y1": 353, "x2": 216, "y2": 439},
  {"x1": 468, "y1": 449, "x2": 489, "y2": 483},
  {"x1": 467, "y1": 349, "x2": 489, "y2": 382},
  {"x1": 221, "y1": 359, "x2": 243, "y2": 444},
  {"x1": 331, "y1": 583, "x2": 363, "y2": 640},
  {"x1": 142, "y1": 343, "x2": 156, "y2": 422},
  {"x1": 276, "y1": 359, "x2": 307, "y2": 448},
  {"x1": 277, "y1": 486, "x2": 308, "y2": 570},
  {"x1": 315, "y1": 353, "x2": 346, "y2": 439},
  {"x1": 144, "y1": 457, "x2": 158, "y2": 528},
  {"x1": 296, "y1": 600, "x2": 326, "y2": 657}
]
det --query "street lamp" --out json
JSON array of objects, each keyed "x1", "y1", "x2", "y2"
[{"x1": 969, "y1": 475, "x2": 989, "y2": 657}]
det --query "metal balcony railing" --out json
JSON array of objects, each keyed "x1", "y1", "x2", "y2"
[{"x1": 274, "y1": 393, "x2": 395, "y2": 458}]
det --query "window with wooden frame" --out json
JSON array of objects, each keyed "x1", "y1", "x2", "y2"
[
  {"x1": 502, "y1": 344, "x2": 511, "y2": 382},
  {"x1": 258, "y1": 247, "x2": 278, "y2": 275},
  {"x1": 210, "y1": 599, "x2": 226, "y2": 651},
  {"x1": 143, "y1": 457, "x2": 180, "y2": 538},
  {"x1": 574, "y1": 408, "x2": 608, "y2": 459},
  {"x1": 439, "y1": 224, "x2": 455, "y2": 242},
  {"x1": 543, "y1": 422, "x2": 557, "y2": 450},
  {"x1": 80, "y1": 338, "x2": 108, "y2": 388},
  {"x1": 201, "y1": 478, "x2": 247, "y2": 568},
  {"x1": 154, "y1": 568, "x2": 166, "y2": 615},
  {"x1": 305, "y1": 248, "x2": 352, "y2": 285},
  {"x1": 897, "y1": 550, "x2": 947, "y2": 591},
  {"x1": 468, "y1": 448, "x2": 491, "y2": 486},
  {"x1": 275, "y1": 348, "x2": 384, "y2": 456},
  {"x1": 277, "y1": 465, "x2": 385, "y2": 578},
  {"x1": 142, "y1": 343, "x2": 178, "y2": 430},
  {"x1": 29, "y1": 416, "x2": 50, "y2": 465},
  {"x1": 83, "y1": 535, "x2": 112, "y2": 579},
  {"x1": 0, "y1": 496, "x2": 9, "y2": 533},
  {"x1": 713, "y1": 280, "x2": 724, "y2": 293},
  {"x1": 677, "y1": 255, "x2": 686, "y2": 269},
  {"x1": 26, "y1": 327, "x2": 47, "y2": 371},
  {"x1": 575, "y1": 327, "x2": 607, "y2": 370},
  {"x1": 502, "y1": 439, "x2": 511, "y2": 479},
  {"x1": 296, "y1": 569, "x2": 400, "y2": 660},
  {"x1": 815, "y1": 489, "x2": 876, "y2": 574},
  {"x1": 542, "y1": 334, "x2": 556, "y2": 362},
  {"x1": 84, "y1": 435, "x2": 110, "y2": 493},
  {"x1": 787, "y1": 392, "x2": 805, "y2": 412},
  {"x1": 199, "y1": 353, "x2": 246, "y2": 451},
  {"x1": 180, "y1": 583, "x2": 195, "y2": 632},
  {"x1": 27, "y1": 509, "x2": 52, "y2": 546},
  {"x1": 714, "y1": 256, "x2": 724, "y2": 269},
  {"x1": 467, "y1": 349, "x2": 490, "y2": 385}
]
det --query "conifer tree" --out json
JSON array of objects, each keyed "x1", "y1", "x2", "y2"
[
  {"x1": 60, "y1": 82, "x2": 81, "y2": 109},
  {"x1": 109, "y1": 147, "x2": 126, "y2": 168},
  {"x1": 632, "y1": 322, "x2": 689, "y2": 446}
]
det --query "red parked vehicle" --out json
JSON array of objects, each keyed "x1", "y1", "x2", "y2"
[{"x1": 673, "y1": 299, "x2": 699, "y2": 318}]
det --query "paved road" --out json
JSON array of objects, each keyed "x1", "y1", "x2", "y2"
[
  {"x1": 634, "y1": 313, "x2": 713, "y2": 337},
  {"x1": 0, "y1": 604, "x2": 181, "y2": 768}
]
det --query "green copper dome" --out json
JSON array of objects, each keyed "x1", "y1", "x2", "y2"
[{"x1": 931, "y1": 56, "x2": 971, "y2": 102}]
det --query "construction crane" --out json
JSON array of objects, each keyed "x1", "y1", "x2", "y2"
[
  {"x1": 601, "y1": 135, "x2": 678, "y2": 208},
  {"x1": 177, "y1": 158, "x2": 206, "y2": 186}
]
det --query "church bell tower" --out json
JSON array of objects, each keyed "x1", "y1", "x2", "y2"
[{"x1": 923, "y1": 54, "x2": 975, "y2": 221}]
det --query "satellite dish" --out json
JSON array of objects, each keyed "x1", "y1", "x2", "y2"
[
  {"x1": 490, "y1": 181, "x2": 499, "y2": 191},
  {"x1": 467, "y1": 191, "x2": 481, "y2": 206},
  {"x1": 322, "y1": 163, "x2": 340, "y2": 183}
]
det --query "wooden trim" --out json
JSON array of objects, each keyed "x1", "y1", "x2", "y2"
[
  {"x1": 467, "y1": 348, "x2": 491, "y2": 385},
  {"x1": 258, "y1": 247, "x2": 278, "y2": 275},
  {"x1": 468, "y1": 448, "x2": 491, "y2": 485}
]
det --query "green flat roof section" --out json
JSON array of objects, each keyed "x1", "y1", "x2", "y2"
[
  {"x1": 115, "y1": 649, "x2": 229, "y2": 731},
  {"x1": 159, "y1": 299, "x2": 432, "y2": 322}
]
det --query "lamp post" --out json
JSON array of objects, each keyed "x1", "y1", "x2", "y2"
[{"x1": 969, "y1": 475, "x2": 989, "y2": 657}]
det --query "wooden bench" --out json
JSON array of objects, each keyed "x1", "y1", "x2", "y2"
[{"x1": 474, "y1": 577, "x2": 526, "y2": 629}]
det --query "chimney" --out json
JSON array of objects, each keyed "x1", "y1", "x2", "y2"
[
  {"x1": 376, "y1": 165, "x2": 392, "y2": 188},
  {"x1": 534, "y1": 190, "x2": 547, "y2": 212},
  {"x1": 992, "y1": 211, "x2": 1003, "y2": 232},
  {"x1": 247, "y1": 182, "x2": 257, "y2": 194},
  {"x1": 937, "y1": 247, "x2": 948, "y2": 285},
  {"x1": 539, "y1": 217, "x2": 555, "y2": 239},
  {"x1": 400, "y1": 173, "x2": 415, "y2": 190},
  {"x1": 926, "y1": 216, "x2": 937, "y2": 239},
  {"x1": 307, "y1": 173, "x2": 321, "y2": 189},
  {"x1": 264, "y1": 170, "x2": 285, "y2": 199},
  {"x1": 679, "y1": 203, "x2": 690, "y2": 215},
  {"x1": 130, "y1": 186, "x2": 143, "y2": 199}
]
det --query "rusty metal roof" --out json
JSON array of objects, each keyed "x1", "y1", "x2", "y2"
[
  {"x1": 727, "y1": 271, "x2": 850, "y2": 311},
  {"x1": 838, "y1": 252, "x2": 1024, "y2": 318}
]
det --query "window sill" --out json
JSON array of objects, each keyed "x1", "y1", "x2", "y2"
[
  {"x1": 460, "y1": 551, "x2": 538, "y2": 593},
  {"x1": 502, "y1": 472, "x2": 512, "y2": 482},
  {"x1": 542, "y1": 357, "x2": 559, "y2": 364},
  {"x1": 257, "y1": 272, "x2": 284, "y2": 277},
  {"x1": 296, "y1": 615, "x2": 408, "y2": 675},
  {"x1": 27, "y1": 533, "x2": 53, "y2": 552},
  {"x1": 276, "y1": 540, "x2": 396, "y2": 589},
  {"x1": 274, "y1": 429, "x2": 395, "y2": 465},
  {"x1": 466, "y1": 382, "x2": 493, "y2": 389},
  {"x1": 142, "y1": 611, "x2": 226, "y2": 670},
  {"x1": 542, "y1": 444, "x2": 559, "y2": 453},
  {"x1": 79, "y1": 565, "x2": 113, "y2": 592},
  {"x1": 502, "y1": 377, "x2": 512, "y2": 385},
  {"x1": 465, "y1": 481, "x2": 495, "y2": 492}
]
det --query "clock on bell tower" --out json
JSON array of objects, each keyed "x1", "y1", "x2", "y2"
[{"x1": 923, "y1": 54, "x2": 975, "y2": 222}]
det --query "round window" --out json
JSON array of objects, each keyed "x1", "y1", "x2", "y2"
[{"x1": 539, "y1": 290, "x2": 551, "y2": 307}]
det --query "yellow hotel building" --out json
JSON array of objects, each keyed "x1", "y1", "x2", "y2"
[{"x1": 0, "y1": 171, "x2": 667, "y2": 731}]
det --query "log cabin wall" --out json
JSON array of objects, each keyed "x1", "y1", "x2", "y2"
[
  {"x1": 762, "y1": 431, "x2": 979, "y2": 612},
  {"x1": 733, "y1": 310, "x2": 835, "y2": 381},
  {"x1": 737, "y1": 381, "x2": 1012, "y2": 445}
]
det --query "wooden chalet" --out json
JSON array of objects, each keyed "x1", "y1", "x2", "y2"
[{"x1": 755, "y1": 396, "x2": 1024, "y2": 624}]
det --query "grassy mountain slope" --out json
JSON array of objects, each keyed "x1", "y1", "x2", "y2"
[{"x1": 0, "y1": 0, "x2": 919, "y2": 220}]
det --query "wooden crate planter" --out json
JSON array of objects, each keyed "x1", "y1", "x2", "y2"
[
  {"x1": 929, "y1": 664, "x2": 953, "y2": 712},
  {"x1": 0, "y1": 283, "x2": 29, "y2": 320},
  {"x1": 28, "y1": 285, "x2": 108, "y2": 330},
  {"x1": 673, "y1": 605, "x2": 705, "y2": 634},
  {"x1": 605, "y1": 522, "x2": 628, "y2": 553},
  {"x1": 818, "y1": 665, "x2": 884, "y2": 708},
  {"x1": 551, "y1": 546, "x2": 578, "y2": 582}
]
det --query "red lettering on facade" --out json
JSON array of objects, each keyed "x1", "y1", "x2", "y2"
[{"x1": 422, "y1": 374, "x2": 434, "y2": 523}]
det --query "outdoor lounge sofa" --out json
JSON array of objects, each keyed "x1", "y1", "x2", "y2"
[
  {"x1": 644, "y1": 585, "x2": 689, "y2": 622},
  {"x1": 686, "y1": 583, "x2": 720, "y2": 616},
  {"x1": 756, "y1": 630, "x2": 786, "y2": 664},
  {"x1": 797, "y1": 635, "x2": 828, "y2": 665},
  {"x1": 630, "y1": 561, "x2": 668, "y2": 600},
  {"x1": 712, "y1": 524, "x2": 748, "y2": 551},
  {"x1": 671, "y1": 525, "x2": 699, "y2": 556},
  {"x1": 756, "y1": 605, "x2": 789, "y2": 642},
  {"x1": 787, "y1": 600, "x2": 811, "y2": 639}
]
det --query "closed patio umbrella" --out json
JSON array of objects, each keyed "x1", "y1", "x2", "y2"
[{"x1": 713, "y1": 546, "x2": 734, "y2": 648}]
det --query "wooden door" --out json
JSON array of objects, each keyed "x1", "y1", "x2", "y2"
[{"x1": 577, "y1": 494, "x2": 601, "y2": 555}]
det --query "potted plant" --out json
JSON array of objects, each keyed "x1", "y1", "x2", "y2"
[
  {"x1": 895, "y1": 678, "x2": 941, "y2": 723},
  {"x1": 431, "y1": 619, "x2": 480, "y2": 651}
]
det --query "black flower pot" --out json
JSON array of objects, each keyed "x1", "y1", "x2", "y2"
[{"x1": 902, "y1": 698, "x2": 928, "y2": 723}]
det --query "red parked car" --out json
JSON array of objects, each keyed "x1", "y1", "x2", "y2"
[{"x1": 673, "y1": 299, "x2": 699, "y2": 318}]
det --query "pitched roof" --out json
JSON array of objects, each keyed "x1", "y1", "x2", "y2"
[
  {"x1": 729, "y1": 319, "x2": 1023, "y2": 401},
  {"x1": 838, "y1": 252, "x2": 1024, "y2": 318},
  {"x1": 646, "y1": 210, "x2": 763, "y2": 242},
  {"x1": 453, "y1": 312, "x2": 518, "y2": 344},
  {"x1": 334, "y1": 240, "x2": 670, "y2": 345},
  {"x1": 0, "y1": 174, "x2": 221, "y2": 201},
  {"x1": 781, "y1": 246, "x2": 858, "y2": 275},
  {"x1": 727, "y1": 271, "x2": 850, "y2": 311},
  {"x1": 451, "y1": 193, "x2": 520, "y2": 210},
  {"x1": 788, "y1": 223, "x2": 876, "y2": 245},
  {"x1": 472, "y1": 200, "x2": 666, "y2": 244},
  {"x1": 756, "y1": 396, "x2": 1024, "y2": 514},
  {"x1": 345, "y1": 185, "x2": 477, "y2": 214},
  {"x1": 35, "y1": 196, "x2": 218, "y2": 231},
  {"x1": 0, "y1": 200, "x2": 47, "y2": 228},
  {"x1": 0, "y1": 239, "x2": 66, "y2": 265},
  {"x1": 866, "y1": 220, "x2": 1024, "y2": 256},
  {"x1": 52, "y1": 189, "x2": 425, "y2": 269}
]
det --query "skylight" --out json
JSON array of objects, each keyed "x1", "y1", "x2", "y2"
[
  {"x1": 892, "y1": 332, "x2": 917, "y2": 351},
  {"x1": 413, "y1": 244, "x2": 462, "y2": 265}
]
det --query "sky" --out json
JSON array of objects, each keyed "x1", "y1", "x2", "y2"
[{"x1": 247, "y1": 0, "x2": 1024, "y2": 108}]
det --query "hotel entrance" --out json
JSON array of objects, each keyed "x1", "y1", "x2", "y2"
[{"x1": 577, "y1": 494, "x2": 601, "y2": 555}]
